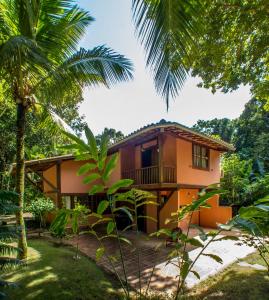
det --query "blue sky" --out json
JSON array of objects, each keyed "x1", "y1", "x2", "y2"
[{"x1": 78, "y1": 0, "x2": 251, "y2": 135}]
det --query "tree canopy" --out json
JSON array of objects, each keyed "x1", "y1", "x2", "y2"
[{"x1": 188, "y1": 0, "x2": 269, "y2": 103}]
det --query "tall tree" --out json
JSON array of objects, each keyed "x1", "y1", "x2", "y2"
[
  {"x1": 0, "y1": 0, "x2": 133, "y2": 259},
  {"x1": 187, "y1": 0, "x2": 269, "y2": 102},
  {"x1": 96, "y1": 128, "x2": 124, "y2": 146},
  {"x1": 192, "y1": 118, "x2": 235, "y2": 143},
  {"x1": 234, "y1": 98, "x2": 269, "y2": 171}
]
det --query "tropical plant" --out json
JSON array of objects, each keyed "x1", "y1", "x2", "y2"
[
  {"x1": 50, "y1": 203, "x2": 89, "y2": 259},
  {"x1": 50, "y1": 127, "x2": 160, "y2": 299},
  {"x1": 26, "y1": 196, "x2": 55, "y2": 231},
  {"x1": 227, "y1": 196, "x2": 269, "y2": 273},
  {"x1": 132, "y1": 0, "x2": 202, "y2": 109},
  {"x1": 0, "y1": 0, "x2": 133, "y2": 259},
  {"x1": 0, "y1": 191, "x2": 22, "y2": 299},
  {"x1": 151, "y1": 187, "x2": 237, "y2": 298}
]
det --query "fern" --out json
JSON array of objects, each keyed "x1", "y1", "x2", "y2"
[{"x1": 0, "y1": 190, "x2": 22, "y2": 297}]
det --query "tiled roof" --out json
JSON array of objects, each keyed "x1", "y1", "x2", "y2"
[{"x1": 109, "y1": 119, "x2": 235, "y2": 152}]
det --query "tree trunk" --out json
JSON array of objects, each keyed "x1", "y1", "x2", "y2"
[{"x1": 16, "y1": 102, "x2": 28, "y2": 259}]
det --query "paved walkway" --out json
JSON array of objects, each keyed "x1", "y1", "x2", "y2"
[
  {"x1": 65, "y1": 229, "x2": 251, "y2": 293},
  {"x1": 157, "y1": 235, "x2": 256, "y2": 288},
  {"x1": 66, "y1": 229, "x2": 201, "y2": 291}
]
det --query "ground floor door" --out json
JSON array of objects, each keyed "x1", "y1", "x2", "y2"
[{"x1": 137, "y1": 204, "x2": 146, "y2": 232}]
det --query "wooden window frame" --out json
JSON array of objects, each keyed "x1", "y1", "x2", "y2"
[{"x1": 192, "y1": 143, "x2": 210, "y2": 171}]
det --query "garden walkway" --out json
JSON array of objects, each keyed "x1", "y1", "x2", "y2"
[{"x1": 65, "y1": 228, "x2": 213, "y2": 292}]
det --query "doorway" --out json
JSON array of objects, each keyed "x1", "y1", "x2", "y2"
[{"x1": 141, "y1": 146, "x2": 158, "y2": 168}]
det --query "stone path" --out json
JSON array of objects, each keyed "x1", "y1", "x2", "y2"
[
  {"x1": 66, "y1": 229, "x2": 247, "y2": 293},
  {"x1": 157, "y1": 235, "x2": 256, "y2": 289}
]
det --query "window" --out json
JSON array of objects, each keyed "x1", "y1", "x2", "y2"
[{"x1": 192, "y1": 144, "x2": 209, "y2": 170}]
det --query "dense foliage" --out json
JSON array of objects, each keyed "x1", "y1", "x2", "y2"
[
  {"x1": 189, "y1": 0, "x2": 269, "y2": 103},
  {"x1": 0, "y1": 191, "x2": 22, "y2": 298},
  {"x1": 26, "y1": 197, "x2": 54, "y2": 229},
  {"x1": 0, "y1": 0, "x2": 133, "y2": 258},
  {"x1": 193, "y1": 98, "x2": 269, "y2": 172}
]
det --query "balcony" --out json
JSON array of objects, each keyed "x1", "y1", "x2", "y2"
[{"x1": 122, "y1": 166, "x2": 176, "y2": 185}]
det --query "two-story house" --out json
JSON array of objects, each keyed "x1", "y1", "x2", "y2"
[{"x1": 24, "y1": 120, "x2": 234, "y2": 233}]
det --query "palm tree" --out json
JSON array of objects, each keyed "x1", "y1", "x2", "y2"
[
  {"x1": 132, "y1": 0, "x2": 201, "y2": 109},
  {"x1": 0, "y1": 0, "x2": 133, "y2": 259}
]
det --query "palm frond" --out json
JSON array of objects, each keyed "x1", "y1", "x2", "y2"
[
  {"x1": 35, "y1": 46, "x2": 133, "y2": 102},
  {"x1": 36, "y1": 2, "x2": 94, "y2": 60},
  {"x1": 0, "y1": 257, "x2": 23, "y2": 271},
  {"x1": 132, "y1": 0, "x2": 201, "y2": 109},
  {"x1": 0, "y1": 191, "x2": 19, "y2": 215},
  {"x1": 0, "y1": 243, "x2": 21, "y2": 257}
]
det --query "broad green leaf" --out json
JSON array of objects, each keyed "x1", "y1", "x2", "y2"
[
  {"x1": 92, "y1": 217, "x2": 113, "y2": 228},
  {"x1": 191, "y1": 270, "x2": 200, "y2": 280},
  {"x1": 180, "y1": 261, "x2": 190, "y2": 280},
  {"x1": 96, "y1": 247, "x2": 105, "y2": 261},
  {"x1": 89, "y1": 212, "x2": 102, "y2": 219},
  {"x1": 136, "y1": 200, "x2": 158, "y2": 208},
  {"x1": 74, "y1": 153, "x2": 92, "y2": 161},
  {"x1": 89, "y1": 184, "x2": 104, "y2": 195},
  {"x1": 85, "y1": 127, "x2": 98, "y2": 160},
  {"x1": 62, "y1": 130, "x2": 90, "y2": 152},
  {"x1": 102, "y1": 153, "x2": 118, "y2": 182},
  {"x1": 256, "y1": 204, "x2": 269, "y2": 212},
  {"x1": 254, "y1": 196, "x2": 269, "y2": 205},
  {"x1": 77, "y1": 163, "x2": 96, "y2": 176},
  {"x1": 113, "y1": 207, "x2": 133, "y2": 221},
  {"x1": 98, "y1": 134, "x2": 109, "y2": 170},
  {"x1": 97, "y1": 200, "x2": 109, "y2": 215},
  {"x1": 107, "y1": 179, "x2": 134, "y2": 195},
  {"x1": 215, "y1": 235, "x2": 239, "y2": 242},
  {"x1": 187, "y1": 238, "x2": 203, "y2": 247},
  {"x1": 155, "y1": 228, "x2": 172, "y2": 237},
  {"x1": 83, "y1": 173, "x2": 101, "y2": 185},
  {"x1": 107, "y1": 221, "x2": 115, "y2": 235},
  {"x1": 202, "y1": 253, "x2": 223, "y2": 264},
  {"x1": 119, "y1": 236, "x2": 132, "y2": 245}
]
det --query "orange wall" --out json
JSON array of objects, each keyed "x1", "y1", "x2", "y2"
[
  {"x1": 163, "y1": 134, "x2": 177, "y2": 167},
  {"x1": 43, "y1": 165, "x2": 57, "y2": 192},
  {"x1": 200, "y1": 195, "x2": 232, "y2": 228},
  {"x1": 146, "y1": 194, "x2": 158, "y2": 234},
  {"x1": 176, "y1": 139, "x2": 221, "y2": 186},
  {"x1": 178, "y1": 189, "x2": 199, "y2": 230},
  {"x1": 159, "y1": 191, "x2": 180, "y2": 229},
  {"x1": 43, "y1": 152, "x2": 121, "y2": 195}
]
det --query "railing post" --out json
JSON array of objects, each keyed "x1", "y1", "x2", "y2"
[{"x1": 158, "y1": 131, "x2": 164, "y2": 183}]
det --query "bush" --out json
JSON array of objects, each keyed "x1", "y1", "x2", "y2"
[{"x1": 26, "y1": 197, "x2": 55, "y2": 229}]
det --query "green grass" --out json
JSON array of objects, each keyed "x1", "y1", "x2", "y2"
[
  {"x1": 3, "y1": 238, "x2": 121, "y2": 300},
  {"x1": 185, "y1": 252, "x2": 269, "y2": 300},
  {"x1": 2, "y1": 239, "x2": 269, "y2": 300}
]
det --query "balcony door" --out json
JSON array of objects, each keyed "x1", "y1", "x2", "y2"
[{"x1": 141, "y1": 146, "x2": 158, "y2": 168}]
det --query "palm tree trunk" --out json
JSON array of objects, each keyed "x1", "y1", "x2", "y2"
[{"x1": 15, "y1": 102, "x2": 28, "y2": 259}]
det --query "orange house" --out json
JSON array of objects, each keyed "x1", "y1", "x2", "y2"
[{"x1": 24, "y1": 120, "x2": 234, "y2": 233}]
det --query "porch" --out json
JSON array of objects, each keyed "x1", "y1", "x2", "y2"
[{"x1": 122, "y1": 165, "x2": 176, "y2": 185}]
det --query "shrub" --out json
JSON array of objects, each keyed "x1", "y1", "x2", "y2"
[{"x1": 26, "y1": 197, "x2": 55, "y2": 229}]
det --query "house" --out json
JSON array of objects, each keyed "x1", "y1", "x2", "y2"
[{"x1": 24, "y1": 120, "x2": 234, "y2": 233}]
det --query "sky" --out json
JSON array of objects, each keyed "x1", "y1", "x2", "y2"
[{"x1": 78, "y1": 0, "x2": 251, "y2": 135}]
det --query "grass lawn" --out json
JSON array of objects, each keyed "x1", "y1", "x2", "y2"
[
  {"x1": 185, "y1": 251, "x2": 269, "y2": 300},
  {"x1": 2, "y1": 238, "x2": 269, "y2": 300},
  {"x1": 3, "y1": 238, "x2": 121, "y2": 300}
]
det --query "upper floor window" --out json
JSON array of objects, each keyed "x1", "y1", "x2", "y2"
[{"x1": 192, "y1": 144, "x2": 209, "y2": 170}]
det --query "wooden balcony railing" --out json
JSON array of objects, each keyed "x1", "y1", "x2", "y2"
[{"x1": 122, "y1": 166, "x2": 176, "y2": 185}]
